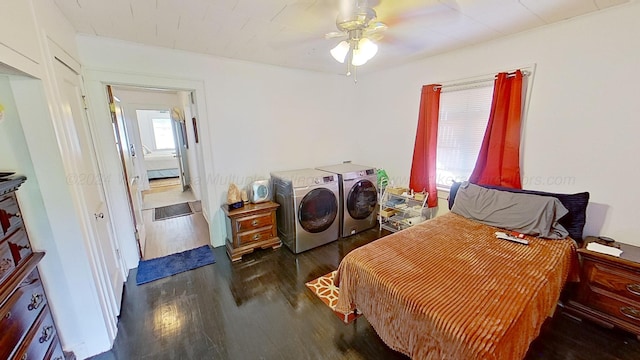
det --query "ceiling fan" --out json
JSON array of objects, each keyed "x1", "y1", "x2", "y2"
[{"x1": 325, "y1": 0, "x2": 387, "y2": 75}]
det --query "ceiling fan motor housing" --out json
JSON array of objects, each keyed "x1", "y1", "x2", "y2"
[{"x1": 336, "y1": 6, "x2": 377, "y2": 32}]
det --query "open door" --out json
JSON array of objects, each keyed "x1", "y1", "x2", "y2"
[
  {"x1": 171, "y1": 107, "x2": 190, "y2": 192},
  {"x1": 107, "y1": 85, "x2": 145, "y2": 258}
]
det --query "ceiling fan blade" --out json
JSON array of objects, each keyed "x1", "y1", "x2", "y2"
[
  {"x1": 325, "y1": 31, "x2": 347, "y2": 39},
  {"x1": 366, "y1": 32, "x2": 385, "y2": 42},
  {"x1": 375, "y1": 0, "x2": 459, "y2": 27},
  {"x1": 366, "y1": 21, "x2": 387, "y2": 32}
]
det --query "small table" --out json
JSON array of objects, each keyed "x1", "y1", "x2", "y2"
[
  {"x1": 565, "y1": 236, "x2": 640, "y2": 339},
  {"x1": 222, "y1": 201, "x2": 281, "y2": 262}
]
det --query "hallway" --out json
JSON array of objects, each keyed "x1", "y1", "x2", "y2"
[{"x1": 141, "y1": 185, "x2": 208, "y2": 259}]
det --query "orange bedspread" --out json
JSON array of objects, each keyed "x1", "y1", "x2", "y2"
[{"x1": 335, "y1": 213, "x2": 578, "y2": 360}]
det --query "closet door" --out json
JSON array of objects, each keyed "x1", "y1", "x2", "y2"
[{"x1": 53, "y1": 58, "x2": 124, "y2": 319}]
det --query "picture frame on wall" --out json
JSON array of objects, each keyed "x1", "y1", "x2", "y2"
[{"x1": 192, "y1": 117, "x2": 199, "y2": 143}]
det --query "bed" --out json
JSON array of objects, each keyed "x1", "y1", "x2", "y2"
[
  {"x1": 144, "y1": 151, "x2": 179, "y2": 180},
  {"x1": 334, "y1": 182, "x2": 589, "y2": 359}
]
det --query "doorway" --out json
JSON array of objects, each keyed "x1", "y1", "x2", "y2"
[
  {"x1": 135, "y1": 109, "x2": 187, "y2": 199},
  {"x1": 108, "y1": 85, "x2": 204, "y2": 259}
]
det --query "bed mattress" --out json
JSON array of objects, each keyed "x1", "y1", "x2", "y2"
[{"x1": 335, "y1": 212, "x2": 578, "y2": 360}]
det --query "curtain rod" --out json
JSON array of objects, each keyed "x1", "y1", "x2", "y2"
[{"x1": 432, "y1": 70, "x2": 530, "y2": 91}]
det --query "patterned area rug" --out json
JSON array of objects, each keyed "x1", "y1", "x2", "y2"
[{"x1": 305, "y1": 271, "x2": 361, "y2": 324}]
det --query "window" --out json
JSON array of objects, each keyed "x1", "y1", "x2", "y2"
[
  {"x1": 151, "y1": 118, "x2": 175, "y2": 150},
  {"x1": 436, "y1": 83, "x2": 493, "y2": 188}
]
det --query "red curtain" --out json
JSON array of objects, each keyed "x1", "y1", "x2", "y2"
[
  {"x1": 469, "y1": 70, "x2": 523, "y2": 189},
  {"x1": 409, "y1": 84, "x2": 441, "y2": 208}
]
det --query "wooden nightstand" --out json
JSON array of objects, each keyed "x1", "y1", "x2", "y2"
[
  {"x1": 222, "y1": 201, "x2": 281, "y2": 262},
  {"x1": 565, "y1": 236, "x2": 640, "y2": 339}
]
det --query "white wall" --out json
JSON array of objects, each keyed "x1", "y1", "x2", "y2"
[
  {"x1": 0, "y1": 77, "x2": 82, "y2": 353},
  {"x1": 77, "y1": 36, "x2": 359, "y2": 248},
  {"x1": 178, "y1": 90, "x2": 201, "y2": 200},
  {"x1": 354, "y1": 2, "x2": 640, "y2": 245}
]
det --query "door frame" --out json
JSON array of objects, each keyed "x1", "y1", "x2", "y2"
[
  {"x1": 44, "y1": 41, "x2": 124, "y2": 345},
  {"x1": 81, "y1": 70, "x2": 218, "y2": 271}
]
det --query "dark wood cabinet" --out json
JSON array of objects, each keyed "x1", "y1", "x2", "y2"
[
  {"x1": 0, "y1": 175, "x2": 64, "y2": 359},
  {"x1": 222, "y1": 201, "x2": 280, "y2": 262},
  {"x1": 566, "y1": 236, "x2": 640, "y2": 339}
]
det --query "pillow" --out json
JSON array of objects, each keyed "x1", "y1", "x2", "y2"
[
  {"x1": 449, "y1": 181, "x2": 589, "y2": 240},
  {"x1": 451, "y1": 183, "x2": 569, "y2": 239}
]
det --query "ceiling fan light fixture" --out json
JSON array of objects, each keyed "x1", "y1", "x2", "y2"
[
  {"x1": 351, "y1": 38, "x2": 378, "y2": 66},
  {"x1": 330, "y1": 41, "x2": 350, "y2": 63}
]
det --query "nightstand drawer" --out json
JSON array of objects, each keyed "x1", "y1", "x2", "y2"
[
  {"x1": 585, "y1": 260, "x2": 640, "y2": 301},
  {"x1": 237, "y1": 213, "x2": 273, "y2": 232},
  {"x1": 223, "y1": 201, "x2": 280, "y2": 262},
  {"x1": 238, "y1": 227, "x2": 274, "y2": 246},
  {"x1": 0, "y1": 194, "x2": 22, "y2": 242},
  {"x1": 586, "y1": 289, "x2": 640, "y2": 327}
]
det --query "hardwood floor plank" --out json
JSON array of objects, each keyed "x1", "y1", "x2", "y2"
[
  {"x1": 89, "y1": 228, "x2": 640, "y2": 360},
  {"x1": 143, "y1": 209, "x2": 209, "y2": 260}
]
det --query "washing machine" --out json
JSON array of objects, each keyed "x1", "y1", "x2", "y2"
[
  {"x1": 270, "y1": 169, "x2": 340, "y2": 253},
  {"x1": 316, "y1": 163, "x2": 378, "y2": 237}
]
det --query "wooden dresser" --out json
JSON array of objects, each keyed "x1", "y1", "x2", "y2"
[
  {"x1": 222, "y1": 201, "x2": 280, "y2": 262},
  {"x1": 566, "y1": 236, "x2": 640, "y2": 340},
  {"x1": 0, "y1": 175, "x2": 65, "y2": 360}
]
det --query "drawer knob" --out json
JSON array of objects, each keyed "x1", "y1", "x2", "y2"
[
  {"x1": 253, "y1": 234, "x2": 261, "y2": 241},
  {"x1": 251, "y1": 220, "x2": 259, "y2": 227},
  {"x1": 21, "y1": 354, "x2": 27, "y2": 360},
  {"x1": 627, "y1": 284, "x2": 640, "y2": 296},
  {"x1": 4, "y1": 311, "x2": 10, "y2": 319},
  {"x1": 620, "y1": 306, "x2": 640, "y2": 321},
  {"x1": 39, "y1": 325, "x2": 54, "y2": 343},
  {"x1": 28, "y1": 293, "x2": 44, "y2": 311}
]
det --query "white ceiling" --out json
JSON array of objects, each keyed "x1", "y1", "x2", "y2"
[{"x1": 53, "y1": 0, "x2": 630, "y2": 74}]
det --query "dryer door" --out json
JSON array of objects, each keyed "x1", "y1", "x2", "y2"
[
  {"x1": 298, "y1": 188, "x2": 338, "y2": 233},
  {"x1": 346, "y1": 179, "x2": 378, "y2": 220}
]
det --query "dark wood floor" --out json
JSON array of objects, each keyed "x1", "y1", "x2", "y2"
[{"x1": 90, "y1": 228, "x2": 640, "y2": 360}]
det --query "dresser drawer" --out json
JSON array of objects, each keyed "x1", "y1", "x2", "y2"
[
  {"x1": 586, "y1": 288, "x2": 640, "y2": 328},
  {"x1": 45, "y1": 335, "x2": 65, "y2": 360},
  {"x1": 6, "y1": 228, "x2": 32, "y2": 267},
  {"x1": 0, "y1": 194, "x2": 22, "y2": 241},
  {"x1": 0, "y1": 272, "x2": 47, "y2": 360},
  {"x1": 12, "y1": 305, "x2": 57, "y2": 360},
  {"x1": 0, "y1": 239, "x2": 16, "y2": 284},
  {"x1": 585, "y1": 260, "x2": 640, "y2": 302},
  {"x1": 238, "y1": 227, "x2": 274, "y2": 246},
  {"x1": 237, "y1": 213, "x2": 273, "y2": 232}
]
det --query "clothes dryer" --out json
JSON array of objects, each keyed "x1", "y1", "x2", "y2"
[
  {"x1": 270, "y1": 169, "x2": 340, "y2": 253},
  {"x1": 316, "y1": 163, "x2": 378, "y2": 237}
]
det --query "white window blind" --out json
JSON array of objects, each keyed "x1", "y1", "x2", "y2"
[{"x1": 436, "y1": 84, "x2": 493, "y2": 187}]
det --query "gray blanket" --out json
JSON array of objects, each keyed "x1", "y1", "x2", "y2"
[{"x1": 451, "y1": 182, "x2": 569, "y2": 239}]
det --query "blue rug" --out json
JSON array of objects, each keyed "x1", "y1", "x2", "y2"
[{"x1": 136, "y1": 245, "x2": 215, "y2": 285}]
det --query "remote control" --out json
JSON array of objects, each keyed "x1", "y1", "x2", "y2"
[{"x1": 495, "y1": 232, "x2": 529, "y2": 245}]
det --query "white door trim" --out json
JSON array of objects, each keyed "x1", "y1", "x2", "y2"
[{"x1": 81, "y1": 69, "x2": 218, "y2": 270}]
